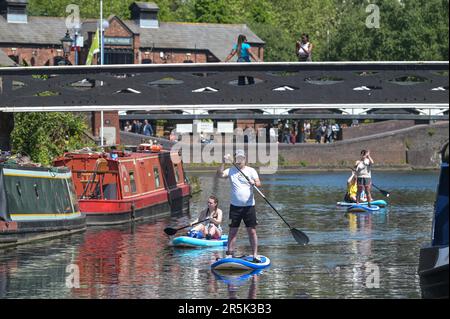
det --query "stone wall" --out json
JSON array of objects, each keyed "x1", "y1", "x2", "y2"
[
  {"x1": 165, "y1": 122, "x2": 449, "y2": 169},
  {"x1": 342, "y1": 120, "x2": 416, "y2": 140},
  {"x1": 278, "y1": 121, "x2": 448, "y2": 168}
]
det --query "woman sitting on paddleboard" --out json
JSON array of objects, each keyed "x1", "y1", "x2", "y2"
[
  {"x1": 189, "y1": 195, "x2": 223, "y2": 239},
  {"x1": 345, "y1": 170, "x2": 367, "y2": 203}
]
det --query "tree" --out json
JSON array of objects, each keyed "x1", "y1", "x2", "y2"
[
  {"x1": 25, "y1": 0, "x2": 449, "y2": 61},
  {"x1": 328, "y1": 0, "x2": 449, "y2": 61},
  {"x1": 11, "y1": 113, "x2": 91, "y2": 165}
]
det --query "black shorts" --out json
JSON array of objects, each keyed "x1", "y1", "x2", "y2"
[
  {"x1": 229, "y1": 205, "x2": 257, "y2": 228},
  {"x1": 357, "y1": 177, "x2": 371, "y2": 186}
]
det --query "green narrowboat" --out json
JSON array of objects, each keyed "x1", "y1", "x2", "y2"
[{"x1": 0, "y1": 163, "x2": 86, "y2": 249}]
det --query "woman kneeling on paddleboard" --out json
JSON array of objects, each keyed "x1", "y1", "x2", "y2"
[{"x1": 189, "y1": 195, "x2": 223, "y2": 239}]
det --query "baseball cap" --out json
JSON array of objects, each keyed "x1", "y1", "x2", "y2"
[{"x1": 235, "y1": 149, "x2": 246, "y2": 158}]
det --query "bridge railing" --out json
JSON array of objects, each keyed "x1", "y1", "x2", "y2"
[{"x1": 0, "y1": 61, "x2": 448, "y2": 114}]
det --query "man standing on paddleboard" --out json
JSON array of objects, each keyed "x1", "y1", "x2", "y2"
[{"x1": 217, "y1": 150, "x2": 262, "y2": 262}]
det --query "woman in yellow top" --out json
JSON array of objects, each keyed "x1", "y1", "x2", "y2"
[
  {"x1": 345, "y1": 171, "x2": 366, "y2": 203},
  {"x1": 189, "y1": 195, "x2": 223, "y2": 239}
]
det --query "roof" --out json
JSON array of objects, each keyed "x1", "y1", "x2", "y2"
[
  {"x1": 0, "y1": 16, "x2": 68, "y2": 45},
  {"x1": 0, "y1": 48, "x2": 15, "y2": 66},
  {"x1": 3, "y1": 0, "x2": 28, "y2": 5},
  {"x1": 128, "y1": 21, "x2": 265, "y2": 61},
  {"x1": 0, "y1": 15, "x2": 265, "y2": 61}
]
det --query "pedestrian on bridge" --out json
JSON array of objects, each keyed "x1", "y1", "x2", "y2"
[
  {"x1": 296, "y1": 33, "x2": 313, "y2": 62},
  {"x1": 225, "y1": 34, "x2": 260, "y2": 85}
]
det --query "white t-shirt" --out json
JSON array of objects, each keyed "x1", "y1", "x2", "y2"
[
  {"x1": 298, "y1": 42, "x2": 310, "y2": 57},
  {"x1": 223, "y1": 166, "x2": 259, "y2": 207},
  {"x1": 356, "y1": 158, "x2": 371, "y2": 178}
]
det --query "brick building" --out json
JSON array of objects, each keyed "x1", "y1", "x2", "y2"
[{"x1": 0, "y1": 0, "x2": 265, "y2": 146}]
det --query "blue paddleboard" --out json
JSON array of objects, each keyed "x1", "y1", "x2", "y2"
[
  {"x1": 211, "y1": 255, "x2": 271, "y2": 271},
  {"x1": 337, "y1": 200, "x2": 387, "y2": 207},
  {"x1": 172, "y1": 235, "x2": 228, "y2": 247},
  {"x1": 347, "y1": 204, "x2": 380, "y2": 213}
]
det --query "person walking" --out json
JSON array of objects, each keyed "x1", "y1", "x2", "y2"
[
  {"x1": 143, "y1": 119, "x2": 154, "y2": 136},
  {"x1": 269, "y1": 125, "x2": 277, "y2": 143},
  {"x1": 217, "y1": 150, "x2": 262, "y2": 262},
  {"x1": 225, "y1": 34, "x2": 260, "y2": 85}
]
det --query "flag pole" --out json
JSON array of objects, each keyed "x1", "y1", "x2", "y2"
[{"x1": 100, "y1": 0, "x2": 104, "y2": 147}]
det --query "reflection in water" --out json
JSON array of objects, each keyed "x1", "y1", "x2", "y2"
[
  {"x1": 212, "y1": 269, "x2": 263, "y2": 299},
  {"x1": 0, "y1": 171, "x2": 439, "y2": 298}
]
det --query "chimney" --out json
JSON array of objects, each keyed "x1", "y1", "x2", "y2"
[
  {"x1": 0, "y1": 0, "x2": 28, "y2": 24},
  {"x1": 130, "y1": 2, "x2": 159, "y2": 29}
]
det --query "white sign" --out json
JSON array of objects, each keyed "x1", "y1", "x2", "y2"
[
  {"x1": 217, "y1": 122, "x2": 234, "y2": 133},
  {"x1": 176, "y1": 124, "x2": 193, "y2": 133},
  {"x1": 103, "y1": 127, "x2": 116, "y2": 146},
  {"x1": 75, "y1": 36, "x2": 84, "y2": 47},
  {"x1": 196, "y1": 121, "x2": 214, "y2": 133}
]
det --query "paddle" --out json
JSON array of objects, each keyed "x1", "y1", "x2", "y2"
[
  {"x1": 164, "y1": 218, "x2": 210, "y2": 236},
  {"x1": 229, "y1": 160, "x2": 309, "y2": 245},
  {"x1": 372, "y1": 183, "x2": 390, "y2": 197}
]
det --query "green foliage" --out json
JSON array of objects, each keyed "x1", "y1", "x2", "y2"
[
  {"x1": 11, "y1": 113, "x2": 90, "y2": 165},
  {"x1": 328, "y1": 0, "x2": 449, "y2": 61},
  {"x1": 156, "y1": 119, "x2": 168, "y2": 126},
  {"x1": 26, "y1": 0, "x2": 448, "y2": 61},
  {"x1": 299, "y1": 160, "x2": 308, "y2": 167},
  {"x1": 278, "y1": 154, "x2": 287, "y2": 166}
]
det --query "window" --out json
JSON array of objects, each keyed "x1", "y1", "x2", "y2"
[
  {"x1": 154, "y1": 167, "x2": 161, "y2": 189},
  {"x1": 174, "y1": 164, "x2": 179, "y2": 183},
  {"x1": 129, "y1": 172, "x2": 137, "y2": 193},
  {"x1": 34, "y1": 183, "x2": 39, "y2": 199},
  {"x1": 7, "y1": 7, "x2": 27, "y2": 23},
  {"x1": 16, "y1": 181, "x2": 22, "y2": 196}
]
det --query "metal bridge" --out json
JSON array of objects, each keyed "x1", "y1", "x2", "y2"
[{"x1": 0, "y1": 61, "x2": 448, "y2": 120}]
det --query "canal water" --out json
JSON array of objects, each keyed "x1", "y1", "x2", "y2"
[{"x1": 0, "y1": 171, "x2": 439, "y2": 299}]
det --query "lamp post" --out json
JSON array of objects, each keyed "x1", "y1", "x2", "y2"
[
  {"x1": 60, "y1": 30, "x2": 73, "y2": 65},
  {"x1": 73, "y1": 24, "x2": 81, "y2": 65},
  {"x1": 99, "y1": 0, "x2": 109, "y2": 146},
  {"x1": 101, "y1": 20, "x2": 109, "y2": 65}
]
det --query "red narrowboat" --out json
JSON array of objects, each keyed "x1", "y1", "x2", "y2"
[{"x1": 53, "y1": 146, "x2": 191, "y2": 226}]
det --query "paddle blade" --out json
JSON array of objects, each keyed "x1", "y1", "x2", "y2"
[
  {"x1": 291, "y1": 228, "x2": 309, "y2": 245},
  {"x1": 164, "y1": 227, "x2": 177, "y2": 236},
  {"x1": 379, "y1": 190, "x2": 390, "y2": 197}
]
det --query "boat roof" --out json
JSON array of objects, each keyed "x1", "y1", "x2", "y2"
[
  {"x1": 59, "y1": 149, "x2": 177, "y2": 162},
  {"x1": 1, "y1": 162, "x2": 71, "y2": 173}
]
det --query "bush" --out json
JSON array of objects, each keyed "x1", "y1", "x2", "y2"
[{"x1": 11, "y1": 112, "x2": 91, "y2": 165}]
